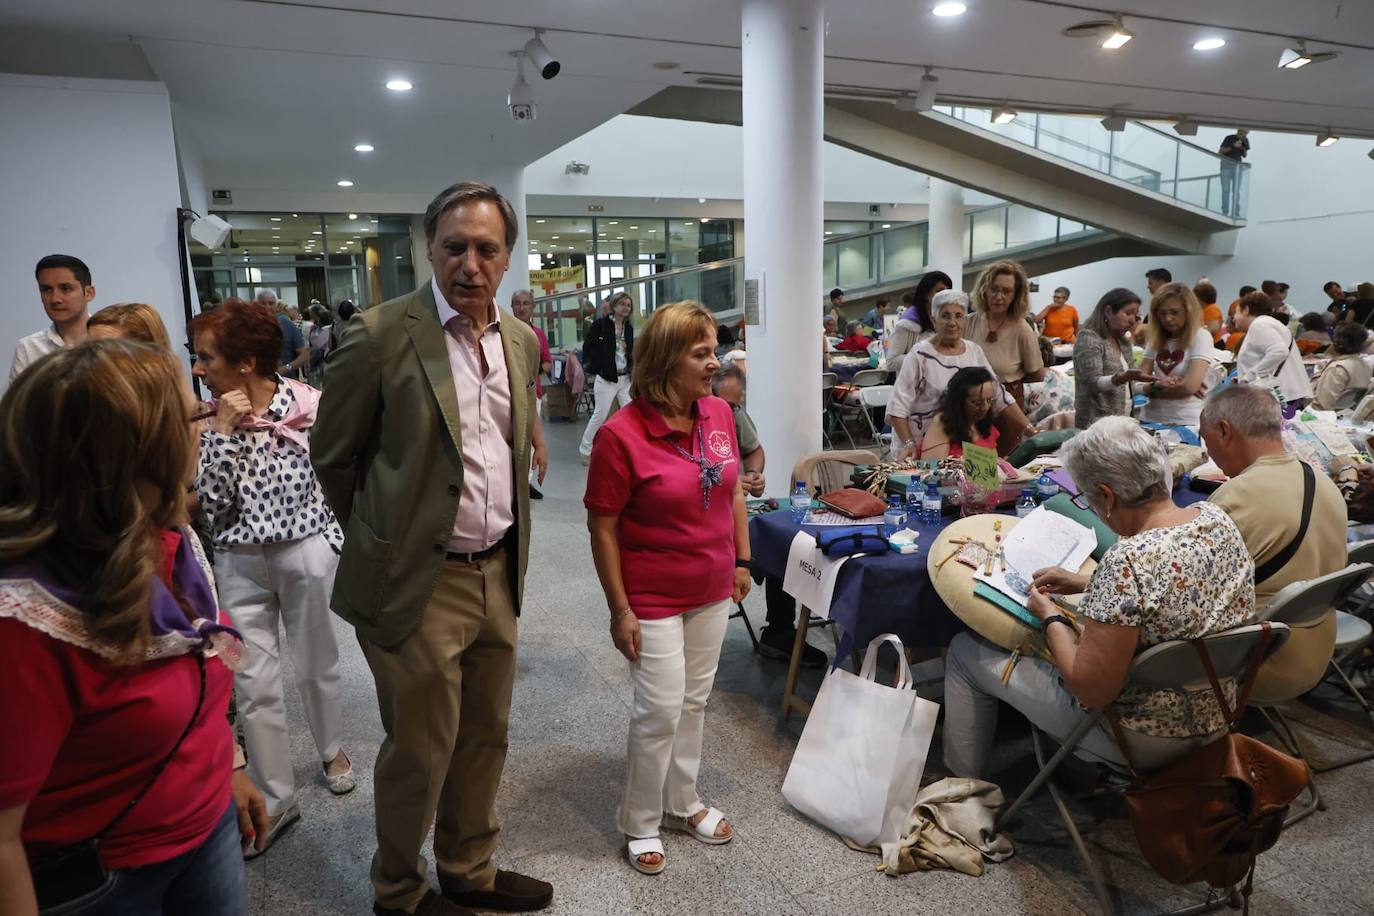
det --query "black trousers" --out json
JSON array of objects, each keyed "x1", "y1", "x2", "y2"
[{"x1": 763, "y1": 575, "x2": 796, "y2": 630}]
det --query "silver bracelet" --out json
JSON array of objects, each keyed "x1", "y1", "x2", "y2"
[{"x1": 610, "y1": 607, "x2": 634, "y2": 623}]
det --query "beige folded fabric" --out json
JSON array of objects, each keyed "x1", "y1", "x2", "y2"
[{"x1": 846, "y1": 777, "x2": 1015, "y2": 877}]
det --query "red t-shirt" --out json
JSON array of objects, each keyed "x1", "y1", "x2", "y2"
[
  {"x1": 0, "y1": 537, "x2": 234, "y2": 869},
  {"x1": 531, "y1": 323, "x2": 552, "y2": 399},
  {"x1": 584, "y1": 396, "x2": 740, "y2": 619}
]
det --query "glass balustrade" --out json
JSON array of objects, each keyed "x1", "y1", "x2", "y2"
[
  {"x1": 938, "y1": 106, "x2": 1249, "y2": 219},
  {"x1": 532, "y1": 200, "x2": 1106, "y2": 342}
]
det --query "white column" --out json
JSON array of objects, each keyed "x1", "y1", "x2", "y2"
[
  {"x1": 927, "y1": 177, "x2": 965, "y2": 287},
  {"x1": 742, "y1": 0, "x2": 824, "y2": 493},
  {"x1": 485, "y1": 164, "x2": 530, "y2": 310}
]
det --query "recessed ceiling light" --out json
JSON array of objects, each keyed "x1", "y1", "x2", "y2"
[
  {"x1": 272, "y1": 235, "x2": 281, "y2": 239},
  {"x1": 270, "y1": 216, "x2": 282, "y2": 222},
  {"x1": 535, "y1": 218, "x2": 546, "y2": 223},
  {"x1": 348, "y1": 213, "x2": 358, "y2": 219},
  {"x1": 683, "y1": 221, "x2": 694, "y2": 225},
  {"x1": 1193, "y1": 38, "x2": 1226, "y2": 51},
  {"x1": 598, "y1": 233, "x2": 607, "y2": 237},
  {"x1": 567, "y1": 246, "x2": 574, "y2": 250},
  {"x1": 648, "y1": 229, "x2": 656, "y2": 233},
  {"x1": 337, "y1": 180, "x2": 354, "y2": 187},
  {"x1": 551, "y1": 235, "x2": 560, "y2": 239},
  {"x1": 608, "y1": 221, "x2": 619, "y2": 225},
  {"x1": 630, "y1": 225, "x2": 639, "y2": 229},
  {"x1": 932, "y1": 2, "x2": 966, "y2": 16},
  {"x1": 616, "y1": 236, "x2": 624, "y2": 240},
  {"x1": 272, "y1": 247, "x2": 280, "y2": 251},
  {"x1": 825, "y1": 231, "x2": 833, "y2": 235},
  {"x1": 385, "y1": 79, "x2": 413, "y2": 92},
  {"x1": 881, "y1": 223, "x2": 892, "y2": 229},
  {"x1": 697, "y1": 197, "x2": 706, "y2": 204},
  {"x1": 371, "y1": 219, "x2": 378, "y2": 223},
  {"x1": 313, "y1": 230, "x2": 323, "y2": 235},
  {"x1": 354, "y1": 143, "x2": 375, "y2": 152},
  {"x1": 396, "y1": 255, "x2": 404, "y2": 259},
  {"x1": 652, "y1": 61, "x2": 681, "y2": 71},
  {"x1": 242, "y1": 257, "x2": 250, "y2": 262},
  {"x1": 579, "y1": 228, "x2": 589, "y2": 232}
]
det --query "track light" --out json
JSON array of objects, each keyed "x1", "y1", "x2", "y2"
[
  {"x1": 1099, "y1": 16, "x2": 1134, "y2": 50},
  {"x1": 1278, "y1": 40, "x2": 1338, "y2": 69},
  {"x1": 915, "y1": 68, "x2": 939, "y2": 111},
  {"x1": 992, "y1": 106, "x2": 1017, "y2": 124},
  {"x1": 1172, "y1": 118, "x2": 1199, "y2": 136},
  {"x1": 524, "y1": 32, "x2": 560, "y2": 80},
  {"x1": 1316, "y1": 131, "x2": 1339, "y2": 148},
  {"x1": 1100, "y1": 114, "x2": 1127, "y2": 132}
]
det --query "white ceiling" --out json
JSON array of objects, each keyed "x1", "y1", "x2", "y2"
[{"x1": 2, "y1": 0, "x2": 1372, "y2": 202}]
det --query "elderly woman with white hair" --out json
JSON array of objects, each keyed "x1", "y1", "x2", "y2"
[
  {"x1": 886, "y1": 289, "x2": 1037, "y2": 459},
  {"x1": 942, "y1": 416, "x2": 1255, "y2": 779}
]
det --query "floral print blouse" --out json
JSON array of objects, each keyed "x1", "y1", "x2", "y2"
[{"x1": 1077, "y1": 501, "x2": 1254, "y2": 738}]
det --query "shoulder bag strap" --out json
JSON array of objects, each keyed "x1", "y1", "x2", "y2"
[
  {"x1": 94, "y1": 653, "x2": 207, "y2": 845},
  {"x1": 1253, "y1": 461, "x2": 1315, "y2": 585},
  {"x1": 1192, "y1": 621, "x2": 1273, "y2": 729}
]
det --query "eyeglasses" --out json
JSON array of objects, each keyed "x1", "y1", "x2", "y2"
[
  {"x1": 965, "y1": 397, "x2": 997, "y2": 408},
  {"x1": 1069, "y1": 491, "x2": 1092, "y2": 511},
  {"x1": 987, "y1": 287, "x2": 1015, "y2": 300}
]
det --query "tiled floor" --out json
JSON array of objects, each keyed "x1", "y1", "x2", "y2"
[{"x1": 251, "y1": 418, "x2": 1374, "y2": 915}]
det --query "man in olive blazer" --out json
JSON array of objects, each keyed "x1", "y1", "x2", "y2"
[{"x1": 312, "y1": 182, "x2": 552, "y2": 916}]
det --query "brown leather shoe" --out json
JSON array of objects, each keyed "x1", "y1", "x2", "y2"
[
  {"x1": 444, "y1": 870, "x2": 553, "y2": 912},
  {"x1": 373, "y1": 888, "x2": 477, "y2": 916}
]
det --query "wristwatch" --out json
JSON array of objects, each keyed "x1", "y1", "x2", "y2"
[
  {"x1": 1044, "y1": 614, "x2": 1076, "y2": 634},
  {"x1": 735, "y1": 557, "x2": 752, "y2": 568}
]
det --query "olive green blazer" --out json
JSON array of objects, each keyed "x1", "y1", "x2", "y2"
[{"x1": 310, "y1": 283, "x2": 538, "y2": 649}]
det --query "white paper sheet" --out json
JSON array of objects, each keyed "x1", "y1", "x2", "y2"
[
  {"x1": 781, "y1": 531, "x2": 850, "y2": 620},
  {"x1": 973, "y1": 507, "x2": 1096, "y2": 605}
]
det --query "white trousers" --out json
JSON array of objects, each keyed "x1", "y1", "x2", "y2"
[
  {"x1": 618, "y1": 599, "x2": 730, "y2": 839},
  {"x1": 218, "y1": 533, "x2": 345, "y2": 816},
  {"x1": 579, "y1": 375, "x2": 631, "y2": 457}
]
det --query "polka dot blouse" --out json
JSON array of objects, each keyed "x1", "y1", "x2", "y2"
[{"x1": 195, "y1": 378, "x2": 344, "y2": 551}]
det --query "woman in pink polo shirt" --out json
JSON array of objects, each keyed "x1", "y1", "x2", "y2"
[{"x1": 584, "y1": 300, "x2": 752, "y2": 876}]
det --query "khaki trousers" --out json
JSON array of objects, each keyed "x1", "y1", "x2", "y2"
[{"x1": 359, "y1": 547, "x2": 517, "y2": 912}]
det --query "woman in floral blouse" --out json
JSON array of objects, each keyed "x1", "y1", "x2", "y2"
[{"x1": 943, "y1": 416, "x2": 1254, "y2": 779}]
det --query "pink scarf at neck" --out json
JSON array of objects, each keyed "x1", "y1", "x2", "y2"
[{"x1": 218, "y1": 376, "x2": 320, "y2": 454}]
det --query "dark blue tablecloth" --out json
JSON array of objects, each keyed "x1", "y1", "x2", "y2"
[
  {"x1": 830, "y1": 361, "x2": 873, "y2": 383},
  {"x1": 748, "y1": 510, "x2": 972, "y2": 658}
]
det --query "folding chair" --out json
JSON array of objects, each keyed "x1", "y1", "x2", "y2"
[
  {"x1": 778, "y1": 449, "x2": 880, "y2": 720},
  {"x1": 1341, "y1": 540, "x2": 1374, "y2": 619},
  {"x1": 833, "y1": 369, "x2": 887, "y2": 446},
  {"x1": 820, "y1": 371, "x2": 851, "y2": 449},
  {"x1": 729, "y1": 602, "x2": 760, "y2": 651},
  {"x1": 996, "y1": 623, "x2": 1292, "y2": 916},
  {"x1": 857, "y1": 384, "x2": 894, "y2": 448},
  {"x1": 1252, "y1": 564, "x2": 1373, "y2": 820}
]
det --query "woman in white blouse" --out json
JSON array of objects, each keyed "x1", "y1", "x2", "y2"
[
  {"x1": 192, "y1": 299, "x2": 354, "y2": 857},
  {"x1": 1233, "y1": 291, "x2": 1313, "y2": 415},
  {"x1": 1137, "y1": 283, "x2": 1218, "y2": 429},
  {"x1": 886, "y1": 290, "x2": 1037, "y2": 458}
]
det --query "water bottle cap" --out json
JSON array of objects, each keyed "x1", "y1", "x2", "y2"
[{"x1": 1023, "y1": 487, "x2": 1034, "y2": 495}]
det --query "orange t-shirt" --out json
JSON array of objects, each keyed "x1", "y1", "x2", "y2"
[
  {"x1": 1228, "y1": 331, "x2": 1246, "y2": 353},
  {"x1": 1202, "y1": 304, "x2": 1224, "y2": 343},
  {"x1": 1041, "y1": 305, "x2": 1078, "y2": 343}
]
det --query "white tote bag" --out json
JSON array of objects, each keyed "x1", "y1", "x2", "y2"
[{"x1": 782, "y1": 633, "x2": 940, "y2": 848}]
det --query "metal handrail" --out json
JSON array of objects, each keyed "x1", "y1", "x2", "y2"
[{"x1": 530, "y1": 255, "x2": 742, "y2": 306}]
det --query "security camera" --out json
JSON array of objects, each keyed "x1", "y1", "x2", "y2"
[
  {"x1": 524, "y1": 32, "x2": 560, "y2": 80},
  {"x1": 509, "y1": 54, "x2": 537, "y2": 122}
]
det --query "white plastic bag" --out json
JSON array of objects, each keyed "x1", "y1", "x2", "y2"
[{"x1": 782, "y1": 633, "x2": 940, "y2": 848}]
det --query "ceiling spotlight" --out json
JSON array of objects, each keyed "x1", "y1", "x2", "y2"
[
  {"x1": 1278, "y1": 40, "x2": 1338, "y2": 69},
  {"x1": 385, "y1": 79, "x2": 413, "y2": 92},
  {"x1": 1172, "y1": 118, "x2": 1199, "y2": 136},
  {"x1": 1316, "y1": 131, "x2": 1340, "y2": 148},
  {"x1": 932, "y1": 2, "x2": 966, "y2": 16},
  {"x1": 1193, "y1": 38, "x2": 1226, "y2": 51},
  {"x1": 1099, "y1": 16, "x2": 1133, "y2": 49},
  {"x1": 992, "y1": 106, "x2": 1017, "y2": 124},
  {"x1": 509, "y1": 53, "x2": 536, "y2": 121},
  {"x1": 915, "y1": 68, "x2": 939, "y2": 111},
  {"x1": 337, "y1": 179, "x2": 354, "y2": 187},
  {"x1": 1101, "y1": 114, "x2": 1127, "y2": 132},
  {"x1": 354, "y1": 143, "x2": 375, "y2": 152},
  {"x1": 348, "y1": 213, "x2": 358, "y2": 219},
  {"x1": 524, "y1": 32, "x2": 560, "y2": 80},
  {"x1": 270, "y1": 216, "x2": 282, "y2": 222},
  {"x1": 697, "y1": 197, "x2": 707, "y2": 204},
  {"x1": 881, "y1": 223, "x2": 892, "y2": 229}
]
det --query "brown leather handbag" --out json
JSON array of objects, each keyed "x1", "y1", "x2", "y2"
[
  {"x1": 1106, "y1": 623, "x2": 1309, "y2": 913},
  {"x1": 816, "y1": 487, "x2": 889, "y2": 519}
]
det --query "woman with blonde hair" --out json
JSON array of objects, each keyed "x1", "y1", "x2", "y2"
[
  {"x1": 87, "y1": 302, "x2": 173, "y2": 351},
  {"x1": 1137, "y1": 282, "x2": 1217, "y2": 429},
  {"x1": 584, "y1": 301, "x2": 751, "y2": 876},
  {"x1": 0, "y1": 340, "x2": 267, "y2": 913},
  {"x1": 965, "y1": 259, "x2": 1045, "y2": 408}
]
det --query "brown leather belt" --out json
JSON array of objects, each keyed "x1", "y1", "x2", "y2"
[{"x1": 446, "y1": 541, "x2": 504, "y2": 564}]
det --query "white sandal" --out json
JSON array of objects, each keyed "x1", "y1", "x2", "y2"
[
  {"x1": 626, "y1": 836, "x2": 666, "y2": 875},
  {"x1": 664, "y1": 806, "x2": 733, "y2": 845}
]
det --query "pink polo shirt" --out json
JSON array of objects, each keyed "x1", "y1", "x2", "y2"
[{"x1": 584, "y1": 396, "x2": 740, "y2": 620}]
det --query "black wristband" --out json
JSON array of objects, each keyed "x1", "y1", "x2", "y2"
[
  {"x1": 735, "y1": 558, "x2": 752, "y2": 568},
  {"x1": 1044, "y1": 614, "x2": 1076, "y2": 634}
]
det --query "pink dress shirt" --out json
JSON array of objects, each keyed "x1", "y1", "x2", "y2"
[{"x1": 431, "y1": 277, "x2": 515, "y2": 553}]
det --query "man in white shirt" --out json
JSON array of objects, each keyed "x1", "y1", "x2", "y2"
[{"x1": 9, "y1": 254, "x2": 94, "y2": 382}]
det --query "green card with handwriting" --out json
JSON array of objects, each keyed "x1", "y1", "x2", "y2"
[{"x1": 962, "y1": 442, "x2": 999, "y2": 489}]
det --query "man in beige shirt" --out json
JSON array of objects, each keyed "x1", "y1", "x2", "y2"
[{"x1": 1200, "y1": 385, "x2": 1348, "y2": 703}]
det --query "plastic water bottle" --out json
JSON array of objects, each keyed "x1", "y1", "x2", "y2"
[
  {"x1": 791, "y1": 480, "x2": 812, "y2": 523},
  {"x1": 883, "y1": 495, "x2": 908, "y2": 538},
  {"x1": 1016, "y1": 488, "x2": 1038, "y2": 519},
  {"x1": 905, "y1": 476, "x2": 923, "y2": 525},
  {"x1": 922, "y1": 481, "x2": 942, "y2": 526}
]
